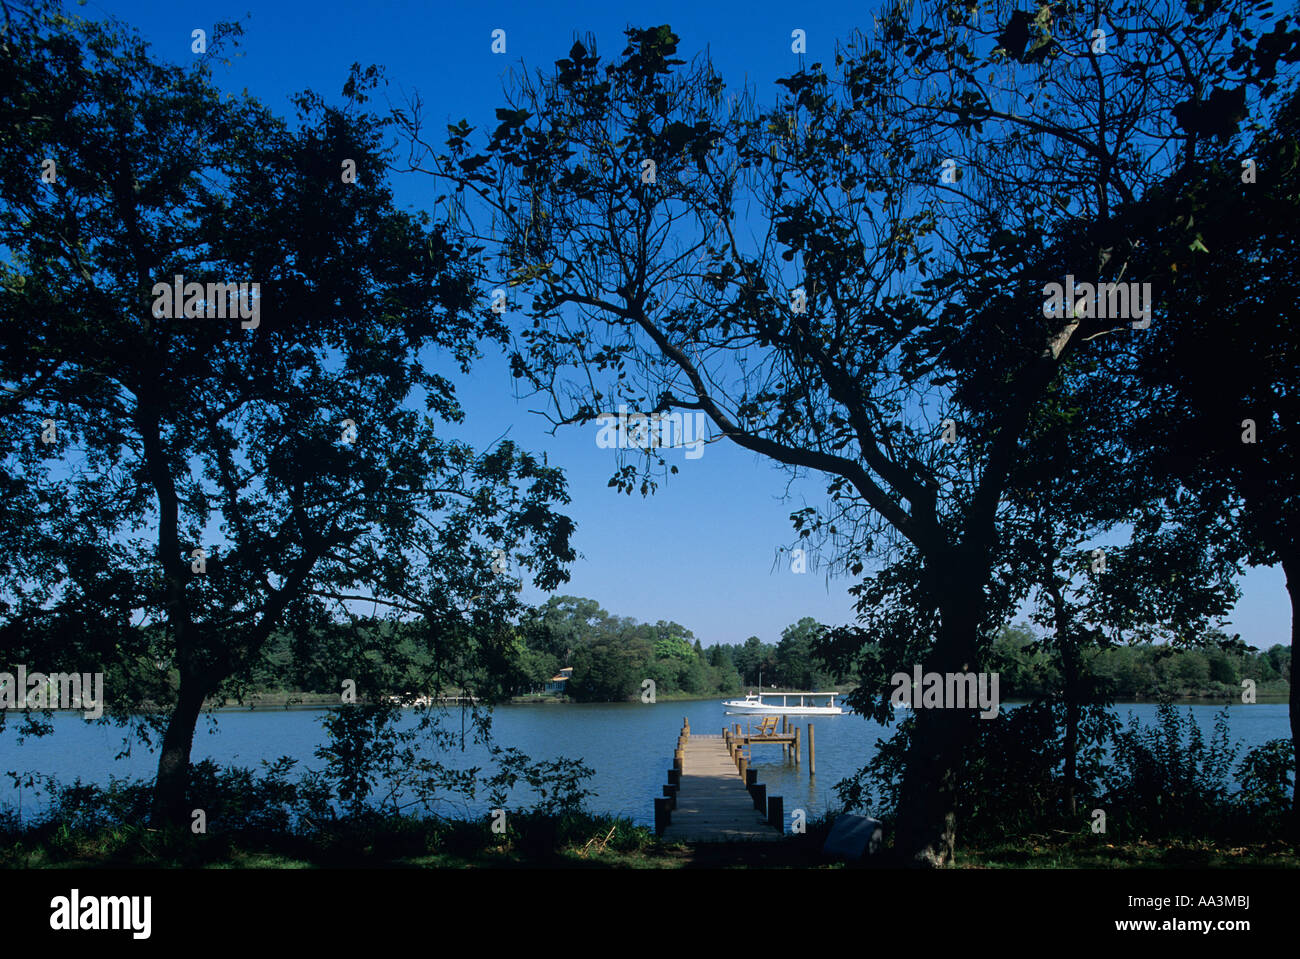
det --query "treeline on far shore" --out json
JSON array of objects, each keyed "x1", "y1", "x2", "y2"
[
  {"x1": 227, "y1": 597, "x2": 1288, "y2": 706},
  {"x1": 990, "y1": 624, "x2": 1290, "y2": 701},
  {"x1": 227, "y1": 596, "x2": 839, "y2": 705}
]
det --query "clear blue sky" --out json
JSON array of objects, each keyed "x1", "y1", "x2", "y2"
[{"x1": 82, "y1": 0, "x2": 1292, "y2": 650}]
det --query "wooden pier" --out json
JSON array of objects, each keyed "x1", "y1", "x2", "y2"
[
  {"x1": 724, "y1": 716, "x2": 816, "y2": 775},
  {"x1": 654, "y1": 719, "x2": 785, "y2": 842}
]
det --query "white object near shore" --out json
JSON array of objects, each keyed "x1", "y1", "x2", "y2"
[{"x1": 721, "y1": 691, "x2": 844, "y2": 715}]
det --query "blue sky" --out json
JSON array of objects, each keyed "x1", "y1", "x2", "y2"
[{"x1": 77, "y1": 0, "x2": 1292, "y2": 651}]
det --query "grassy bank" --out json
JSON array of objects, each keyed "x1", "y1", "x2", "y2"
[{"x1": 3, "y1": 813, "x2": 1295, "y2": 869}]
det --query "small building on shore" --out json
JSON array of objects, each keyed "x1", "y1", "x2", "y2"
[{"x1": 545, "y1": 667, "x2": 574, "y2": 694}]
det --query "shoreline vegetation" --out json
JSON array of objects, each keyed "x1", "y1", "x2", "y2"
[
  {"x1": 2, "y1": 810, "x2": 1296, "y2": 870},
  {"x1": 5, "y1": 692, "x2": 1291, "y2": 871},
  {"x1": 5, "y1": 595, "x2": 1288, "y2": 871},
  {"x1": 17, "y1": 690, "x2": 1292, "y2": 714},
  {"x1": 190, "y1": 597, "x2": 1286, "y2": 711}
]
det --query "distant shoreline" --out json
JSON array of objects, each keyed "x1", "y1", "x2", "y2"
[
  {"x1": 13, "y1": 691, "x2": 1287, "y2": 715},
  {"x1": 187, "y1": 691, "x2": 1300, "y2": 713}
]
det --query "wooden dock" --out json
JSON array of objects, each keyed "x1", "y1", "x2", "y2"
[
  {"x1": 655, "y1": 720, "x2": 784, "y2": 842},
  {"x1": 724, "y1": 716, "x2": 815, "y2": 774}
]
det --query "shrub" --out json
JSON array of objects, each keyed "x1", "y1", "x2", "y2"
[
  {"x1": 1234, "y1": 737, "x2": 1295, "y2": 826},
  {"x1": 1102, "y1": 703, "x2": 1238, "y2": 837}
]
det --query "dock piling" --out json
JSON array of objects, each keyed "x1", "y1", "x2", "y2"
[
  {"x1": 768, "y1": 795, "x2": 784, "y2": 830},
  {"x1": 655, "y1": 796, "x2": 672, "y2": 834}
]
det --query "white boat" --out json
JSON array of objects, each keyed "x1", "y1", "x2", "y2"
[{"x1": 721, "y1": 690, "x2": 845, "y2": 715}]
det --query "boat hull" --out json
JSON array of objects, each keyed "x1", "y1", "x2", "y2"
[{"x1": 722, "y1": 701, "x2": 844, "y2": 715}]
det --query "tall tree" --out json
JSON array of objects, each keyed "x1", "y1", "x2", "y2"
[
  {"x1": 776, "y1": 616, "x2": 829, "y2": 689},
  {"x1": 0, "y1": 4, "x2": 574, "y2": 824},
  {"x1": 519, "y1": 595, "x2": 614, "y2": 662},
  {"x1": 1124, "y1": 83, "x2": 1300, "y2": 824},
  {"x1": 938, "y1": 249, "x2": 1245, "y2": 816},
  {"x1": 403, "y1": 7, "x2": 1294, "y2": 863},
  {"x1": 733, "y1": 635, "x2": 776, "y2": 686}
]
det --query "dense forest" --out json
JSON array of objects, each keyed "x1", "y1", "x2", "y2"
[
  {"x1": 233, "y1": 597, "x2": 1290, "y2": 705},
  {"x1": 230, "y1": 597, "x2": 846, "y2": 702},
  {"x1": 514, "y1": 597, "x2": 838, "y2": 699},
  {"x1": 989, "y1": 625, "x2": 1291, "y2": 702}
]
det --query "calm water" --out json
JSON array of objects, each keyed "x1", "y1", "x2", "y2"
[{"x1": 0, "y1": 701, "x2": 1289, "y2": 827}]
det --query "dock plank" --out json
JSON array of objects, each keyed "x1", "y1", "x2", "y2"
[{"x1": 660, "y1": 734, "x2": 783, "y2": 842}]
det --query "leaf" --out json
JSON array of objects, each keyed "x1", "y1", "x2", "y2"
[
  {"x1": 1171, "y1": 87, "x2": 1247, "y2": 143},
  {"x1": 996, "y1": 11, "x2": 1033, "y2": 60}
]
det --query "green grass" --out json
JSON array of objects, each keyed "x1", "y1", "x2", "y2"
[
  {"x1": 2, "y1": 814, "x2": 1295, "y2": 869},
  {"x1": 955, "y1": 834, "x2": 1300, "y2": 868},
  {"x1": 0, "y1": 811, "x2": 838, "y2": 869}
]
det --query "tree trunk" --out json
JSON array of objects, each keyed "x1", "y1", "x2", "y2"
[
  {"x1": 894, "y1": 561, "x2": 983, "y2": 866},
  {"x1": 1284, "y1": 556, "x2": 1300, "y2": 837},
  {"x1": 1061, "y1": 639, "x2": 1079, "y2": 818},
  {"x1": 894, "y1": 698, "x2": 972, "y2": 866},
  {"x1": 1044, "y1": 575, "x2": 1079, "y2": 817},
  {"x1": 150, "y1": 671, "x2": 208, "y2": 827}
]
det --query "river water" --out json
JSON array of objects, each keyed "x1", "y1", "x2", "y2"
[{"x1": 0, "y1": 701, "x2": 1288, "y2": 827}]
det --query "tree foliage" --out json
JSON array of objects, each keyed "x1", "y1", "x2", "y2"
[{"x1": 0, "y1": 2, "x2": 574, "y2": 823}]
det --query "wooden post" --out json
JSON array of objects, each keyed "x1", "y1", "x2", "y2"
[
  {"x1": 793, "y1": 726, "x2": 801, "y2": 764},
  {"x1": 655, "y1": 796, "x2": 671, "y2": 834},
  {"x1": 674, "y1": 749, "x2": 684, "y2": 772},
  {"x1": 768, "y1": 795, "x2": 783, "y2": 829},
  {"x1": 752, "y1": 782, "x2": 766, "y2": 813},
  {"x1": 745, "y1": 767, "x2": 757, "y2": 787},
  {"x1": 738, "y1": 755, "x2": 748, "y2": 782},
  {"x1": 667, "y1": 768, "x2": 679, "y2": 786},
  {"x1": 808, "y1": 723, "x2": 815, "y2": 776},
  {"x1": 781, "y1": 716, "x2": 789, "y2": 756},
  {"x1": 663, "y1": 783, "x2": 677, "y2": 810}
]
